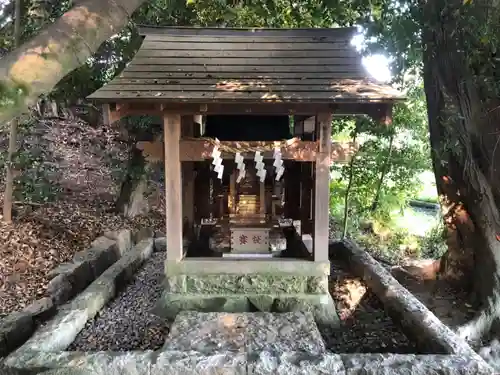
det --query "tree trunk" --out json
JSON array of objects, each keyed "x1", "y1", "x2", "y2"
[
  {"x1": 115, "y1": 146, "x2": 149, "y2": 218},
  {"x1": 421, "y1": 0, "x2": 500, "y2": 342},
  {"x1": 3, "y1": 0, "x2": 22, "y2": 223},
  {"x1": 0, "y1": 0, "x2": 147, "y2": 124},
  {"x1": 371, "y1": 133, "x2": 394, "y2": 212}
]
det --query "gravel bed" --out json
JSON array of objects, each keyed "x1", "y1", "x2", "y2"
[
  {"x1": 321, "y1": 260, "x2": 417, "y2": 353},
  {"x1": 68, "y1": 251, "x2": 169, "y2": 351}
]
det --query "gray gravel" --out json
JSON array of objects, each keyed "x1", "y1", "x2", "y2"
[
  {"x1": 321, "y1": 292, "x2": 417, "y2": 353},
  {"x1": 68, "y1": 251, "x2": 169, "y2": 351}
]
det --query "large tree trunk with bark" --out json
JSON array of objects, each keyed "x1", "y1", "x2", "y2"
[
  {"x1": 421, "y1": 0, "x2": 500, "y2": 342},
  {"x1": 0, "y1": 0, "x2": 147, "y2": 123}
]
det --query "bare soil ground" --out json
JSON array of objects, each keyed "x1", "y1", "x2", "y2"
[{"x1": 392, "y1": 268, "x2": 476, "y2": 329}]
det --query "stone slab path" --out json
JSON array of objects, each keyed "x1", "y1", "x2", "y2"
[{"x1": 163, "y1": 311, "x2": 326, "y2": 355}]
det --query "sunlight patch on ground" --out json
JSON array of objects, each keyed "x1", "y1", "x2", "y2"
[{"x1": 330, "y1": 276, "x2": 367, "y2": 321}]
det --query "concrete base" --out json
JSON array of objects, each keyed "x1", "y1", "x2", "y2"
[{"x1": 154, "y1": 258, "x2": 339, "y2": 326}]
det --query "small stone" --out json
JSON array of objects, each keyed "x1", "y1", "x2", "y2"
[{"x1": 279, "y1": 325, "x2": 293, "y2": 336}]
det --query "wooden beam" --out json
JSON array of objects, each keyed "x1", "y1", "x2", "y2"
[
  {"x1": 93, "y1": 101, "x2": 397, "y2": 117},
  {"x1": 137, "y1": 139, "x2": 356, "y2": 165},
  {"x1": 314, "y1": 113, "x2": 332, "y2": 262},
  {"x1": 101, "y1": 102, "x2": 164, "y2": 125},
  {"x1": 179, "y1": 139, "x2": 355, "y2": 162},
  {"x1": 164, "y1": 113, "x2": 183, "y2": 261}
]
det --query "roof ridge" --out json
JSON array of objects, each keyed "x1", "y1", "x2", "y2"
[{"x1": 137, "y1": 25, "x2": 357, "y2": 37}]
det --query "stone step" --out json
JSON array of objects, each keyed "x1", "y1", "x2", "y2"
[{"x1": 163, "y1": 311, "x2": 326, "y2": 355}]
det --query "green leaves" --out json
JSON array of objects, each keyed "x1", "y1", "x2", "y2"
[{"x1": 330, "y1": 84, "x2": 431, "y2": 251}]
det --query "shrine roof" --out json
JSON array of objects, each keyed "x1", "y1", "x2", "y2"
[{"x1": 87, "y1": 26, "x2": 403, "y2": 104}]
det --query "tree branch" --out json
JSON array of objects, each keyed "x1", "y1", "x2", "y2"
[{"x1": 0, "y1": 0, "x2": 148, "y2": 124}]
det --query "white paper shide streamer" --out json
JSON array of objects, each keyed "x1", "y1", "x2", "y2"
[
  {"x1": 254, "y1": 151, "x2": 266, "y2": 183},
  {"x1": 235, "y1": 152, "x2": 246, "y2": 183},
  {"x1": 211, "y1": 138, "x2": 224, "y2": 180},
  {"x1": 273, "y1": 147, "x2": 285, "y2": 181}
]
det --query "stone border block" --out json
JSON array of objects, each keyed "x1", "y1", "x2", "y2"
[
  {"x1": 2, "y1": 350, "x2": 494, "y2": 375},
  {"x1": 5, "y1": 239, "x2": 153, "y2": 363},
  {"x1": 46, "y1": 236, "x2": 119, "y2": 305},
  {"x1": 0, "y1": 298, "x2": 55, "y2": 357},
  {"x1": 103, "y1": 229, "x2": 133, "y2": 256},
  {"x1": 336, "y1": 240, "x2": 491, "y2": 368},
  {"x1": 339, "y1": 353, "x2": 492, "y2": 375},
  {"x1": 0, "y1": 229, "x2": 152, "y2": 359}
]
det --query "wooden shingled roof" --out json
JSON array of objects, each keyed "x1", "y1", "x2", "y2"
[{"x1": 87, "y1": 27, "x2": 403, "y2": 104}]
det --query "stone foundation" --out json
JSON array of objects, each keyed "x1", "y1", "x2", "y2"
[
  {"x1": 155, "y1": 259, "x2": 339, "y2": 325},
  {"x1": 164, "y1": 311, "x2": 326, "y2": 355}
]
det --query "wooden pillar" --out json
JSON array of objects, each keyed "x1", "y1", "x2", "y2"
[
  {"x1": 259, "y1": 181, "x2": 265, "y2": 215},
  {"x1": 164, "y1": 113, "x2": 183, "y2": 261},
  {"x1": 313, "y1": 113, "x2": 332, "y2": 262},
  {"x1": 181, "y1": 116, "x2": 195, "y2": 227},
  {"x1": 230, "y1": 169, "x2": 236, "y2": 214}
]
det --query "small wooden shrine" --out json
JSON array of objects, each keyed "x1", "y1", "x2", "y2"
[{"x1": 88, "y1": 26, "x2": 403, "y2": 323}]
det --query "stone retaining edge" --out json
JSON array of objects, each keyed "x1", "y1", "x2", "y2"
[
  {"x1": 1, "y1": 350, "x2": 494, "y2": 375},
  {"x1": 4, "y1": 238, "x2": 154, "y2": 363},
  {"x1": 0, "y1": 229, "x2": 147, "y2": 358},
  {"x1": 46, "y1": 229, "x2": 133, "y2": 305},
  {"x1": 335, "y1": 240, "x2": 491, "y2": 367}
]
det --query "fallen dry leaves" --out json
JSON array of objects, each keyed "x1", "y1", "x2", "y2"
[{"x1": 0, "y1": 118, "x2": 165, "y2": 317}]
